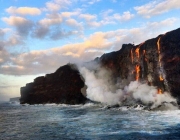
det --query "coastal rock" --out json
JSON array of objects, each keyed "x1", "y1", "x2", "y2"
[
  {"x1": 97, "y1": 28, "x2": 180, "y2": 103},
  {"x1": 20, "y1": 64, "x2": 87, "y2": 104}
]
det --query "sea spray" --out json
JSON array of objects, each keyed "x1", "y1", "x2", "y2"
[
  {"x1": 80, "y1": 66, "x2": 124, "y2": 105},
  {"x1": 79, "y1": 65, "x2": 178, "y2": 110}
]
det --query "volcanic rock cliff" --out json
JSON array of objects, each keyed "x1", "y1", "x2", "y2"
[
  {"x1": 20, "y1": 64, "x2": 87, "y2": 104},
  {"x1": 20, "y1": 28, "x2": 180, "y2": 104}
]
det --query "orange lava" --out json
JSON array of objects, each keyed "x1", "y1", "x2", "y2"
[
  {"x1": 159, "y1": 75, "x2": 164, "y2": 81},
  {"x1": 135, "y1": 64, "x2": 140, "y2": 81},
  {"x1": 157, "y1": 38, "x2": 161, "y2": 55},
  {"x1": 135, "y1": 42, "x2": 145, "y2": 59},
  {"x1": 158, "y1": 88, "x2": 162, "y2": 94},
  {"x1": 135, "y1": 47, "x2": 140, "y2": 58}
]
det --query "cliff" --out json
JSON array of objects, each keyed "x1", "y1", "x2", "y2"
[
  {"x1": 97, "y1": 28, "x2": 180, "y2": 103},
  {"x1": 20, "y1": 28, "x2": 180, "y2": 104},
  {"x1": 20, "y1": 64, "x2": 87, "y2": 104}
]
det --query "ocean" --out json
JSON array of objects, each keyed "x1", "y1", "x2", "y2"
[{"x1": 1, "y1": 101, "x2": 180, "y2": 140}]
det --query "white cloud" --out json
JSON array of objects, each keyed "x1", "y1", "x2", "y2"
[
  {"x1": 79, "y1": 13, "x2": 97, "y2": 21},
  {"x1": 0, "y1": 17, "x2": 178, "y2": 75},
  {"x1": 39, "y1": 16, "x2": 62, "y2": 26},
  {"x1": 45, "y1": 2, "x2": 61, "y2": 12},
  {"x1": 2, "y1": 16, "x2": 30, "y2": 26},
  {"x1": 112, "y1": 11, "x2": 134, "y2": 22},
  {"x1": 88, "y1": 0, "x2": 101, "y2": 5},
  {"x1": 33, "y1": 13, "x2": 81, "y2": 39},
  {"x1": 45, "y1": 0, "x2": 72, "y2": 11},
  {"x1": 2, "y1": 16, "x2": 34, "y2": 36},
  {"x1": 65, "y1": 18, "x2": 83, "y2": 29},
  {"x1": 6, "y1": 6, "x2": 41, "y2": 16},
  {"x1": 61, "y1": 9, "x2": 82, "y2": 18},
  {"x1": 134, "y1": 0, "x2": 180, "y2": 18}
]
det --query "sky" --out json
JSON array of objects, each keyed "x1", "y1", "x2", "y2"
[{"x1": 0, "y1": 0, "x2": 180, "y2": 101}]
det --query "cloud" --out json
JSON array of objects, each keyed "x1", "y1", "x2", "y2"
[
  {"x1": 0, "y1": 28, "x2": 6, "y2": 37},
  {"x1": 61, "y1": 11, "x2": 81, "y2": 18},
  {"x1": 0, "y1": 18, "x2": 178, "y2": 75},
  {"x1": 32, "y1": 25, "x2": 49, "y2": 39},
  {"x1": 0, "y1": 28, "x2": 11, "y2": 37},
  {"x1": 134, "y1": 0, "x2": 180, "y2": 18},
  {"x1": 79, "y1": 13, "x2": 97, "y2": 21},
  {"x1": 32, "y1": 13, "x2": 80, "y2": 39},
  {"x1": 6, "y1": 6, "x2": 41, "y2": 16},
  {"x1": 2, "y1": 16, "x2": 34, "y2": 36},
  {"x1": 65, "y1": 18, "x2": 83, "y2": 29},
  {"x1": 45, "y1": 0, "x2": 72, "y2": 11},
  {"x1": 84, "y1": 11, "x2": 134, "y2": 28},
  {"x1": 45, "y1": 2, "x2": 61, "y2": 12},
  {"x1": 32, "y1": 13, "x2": 63, "y2": 39},
  {"x1": 50, "y1": 27, "x2": 78, "y2": 40},
  {"x1": 0, "y1": 46, "x2": 9, "y2": 65},
  {"x1": 38, "y1": 13, "x2": 63, "y2": 26},
  {"x1": 88, "y1": 0, "x2": 101, "y2": 5},
  {"x1": 112, "y1": 11, "x2": 134, "y2": 22},
  {"x1": 102, "y1": 10, "x2": 134, "y2": 22}
]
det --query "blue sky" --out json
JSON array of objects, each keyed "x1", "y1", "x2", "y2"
[{"x1": 0, "y1": 0, "x2": 180, "y2": 100}]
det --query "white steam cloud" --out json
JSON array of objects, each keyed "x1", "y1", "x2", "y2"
[{"x1": 79, "y1": 64, "x2": 177, "y2": 110}]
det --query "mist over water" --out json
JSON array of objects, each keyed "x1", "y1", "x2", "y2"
[{"x1": 79, "y1": 64, "x2": 178, "y2": 110}]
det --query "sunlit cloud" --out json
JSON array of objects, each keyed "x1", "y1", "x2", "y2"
[
  {"x1": 0, "y1": 17, "x2": 178, "y2": 75},
  {"x1": 6, "y1": 6, "x2": 41, "y2": 16},
  {"x1": 45, "y1": 0, "x2": 72, "y2": 11},
  {"x1": 79, "y1": 13, "x2": 97, "y2": 21},
  {"x1": 134, "y1": 0, "x2": 180, "y2": 18},
  {"x1": 2, "y1": 16, "x2": 34, "y2": 36}
]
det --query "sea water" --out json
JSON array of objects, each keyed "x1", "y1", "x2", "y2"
[{"x1": 0, "y1": 102, "x2": 180, "y2": 140}]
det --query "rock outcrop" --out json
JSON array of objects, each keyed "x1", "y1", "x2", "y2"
[
  {"x1": 20, "y1": 28, "x2": 180, "y2": 104},
  {"x1": 20, "y1": 64, "x2": 87, "y2": 104}
]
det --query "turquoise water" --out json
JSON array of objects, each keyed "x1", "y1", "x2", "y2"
[{"x1": 0, "y1": 102, "x2": 180, "y2": 140}]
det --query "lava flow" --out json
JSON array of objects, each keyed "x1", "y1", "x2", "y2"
[
  {"x1": 135, "y1": 42, "x2": 145, "y2": 59},
  {"x1": 158, "y1": 88, "x2": 162, "y2": 94},
  {"x1": 134, "y1": 42, "x2": 145, "y2": 81},
  {"x1": 159, "y1": 75, "x2": 164, "y2": 81},
  {"x1": 135, "y1": 64, "x2": 140, "y2": 81},
  {"x1": 157, "y1": 36, "x2": 164, "y2": 94}
]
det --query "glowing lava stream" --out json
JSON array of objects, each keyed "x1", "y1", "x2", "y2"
[
  {"x1": 135, "y1": 64, "x2": 140, "y2": 81},
  {"x1": 158, "y1": 89, "x2": 162, "y2": 94},
  {"x1": 134, "y1": 42, "x2": 144, "y2": 81},
  {"x1": 135, "y1": 42, "x2": 145, "y2": 59},
  {"x1": 157, "y1": 36, "x2": 164, "y2": 94}
]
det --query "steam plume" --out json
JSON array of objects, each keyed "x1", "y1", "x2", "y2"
[{"x1": 79, "y1": 63, "x2": 177, "y2": 109}]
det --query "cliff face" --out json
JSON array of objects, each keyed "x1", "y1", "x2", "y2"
[
  {"x1": 20, "y1": 64, "x2": 87, "y2": 104},
  {"x1": 20, "y1": 28, "x2": 180, "y2": 104},
  {"x1": 97, "y1": 28, "x2": 180, "y2": 102}
]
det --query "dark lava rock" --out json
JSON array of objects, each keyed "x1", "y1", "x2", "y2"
[
  {"x1": 96, "y1": 28, "x2": 180, "y2": 103},
  {"x1": 20, "y1": 64, "x2": 87, "y2": 105}
]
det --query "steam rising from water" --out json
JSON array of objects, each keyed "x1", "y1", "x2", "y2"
[{"x1": 79, "y1": 64, "x2": 177, "y2": 110}]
